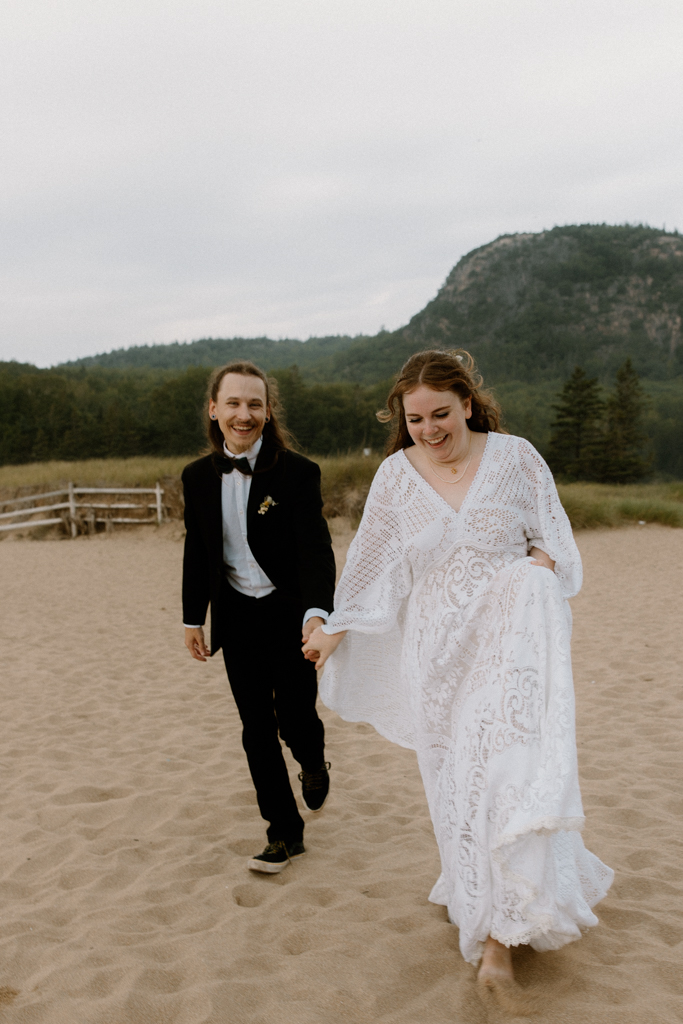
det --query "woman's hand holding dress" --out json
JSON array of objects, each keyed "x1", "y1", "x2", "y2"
[{"x1": 528, "y1": 546, "x2": 556, "y2": 572}]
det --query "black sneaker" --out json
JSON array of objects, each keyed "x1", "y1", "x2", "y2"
[
  {"x1": 298, "y1": 762, "x2": 331, "y2": 811},
  {"x1": 247, "y1": 840, "x2": 306, "y2": 874}
]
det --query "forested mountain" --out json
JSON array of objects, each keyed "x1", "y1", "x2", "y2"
[
  {"x1": 61, "y1": 224, "x2": 683, "y2": 386},
  {"x1": 302, "y1": 224, "x2": 683, "y2": 385},
  {"x1": 64, "y1": 334, "x2": 362, "y2": 376},
  {"x1": 2, "y1": 225, "x2": 682, "y2": 474},
  {"x1": 402, "y1": 224, "x2": 683, "y2": 384}
]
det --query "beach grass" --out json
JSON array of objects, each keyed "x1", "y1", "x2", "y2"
[
  {"x1": 317, "y1": 453, "x2": 383, "y2": 522},
  {"x1": 556, "y1": 482, "x2": 683, "y2": 529},
  {"x1": 0, "y1": 456, "x2": 194, "y2": 492},
  {"x1": 1, "y1": 453, "x2": 682, "y2": 529}
]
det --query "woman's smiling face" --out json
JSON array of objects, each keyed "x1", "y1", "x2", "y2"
[{"x1": 403, "y1": 385, "x2": 472, "y2": 461}]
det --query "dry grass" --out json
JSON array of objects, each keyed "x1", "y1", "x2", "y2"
[
  {"x1": 1, "y1": 454, "x2": 682, "y2": 530},
  {"x1": 557, "y1": 481, "x2": 683, "y2": 529},
  {"x1": 317, "y1": 453, "x2": 383, "y2": 523},
  {"x1": 0, "y1": 456, "x2": 195, "y2": 492}
]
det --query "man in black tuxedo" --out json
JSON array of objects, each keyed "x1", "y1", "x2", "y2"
[{"x1": 182, "y1": 361, "x2": 335, "y2": 873}]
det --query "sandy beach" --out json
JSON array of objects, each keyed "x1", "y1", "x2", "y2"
[{"x1": 0, "y1": 521, "x2": 681, "y2": 1023}]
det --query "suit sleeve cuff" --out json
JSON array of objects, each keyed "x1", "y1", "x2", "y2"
[{"x1": 302, "y1": 607, "x2": 329, "y2": 628}]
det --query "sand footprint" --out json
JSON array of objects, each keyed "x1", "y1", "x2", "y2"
[
  {"x1": 232, "y1": 883, "x2": 273, "y2": 908},
  {"x1": 51, "y1": 786, "x2": 132, "y2": 805}
]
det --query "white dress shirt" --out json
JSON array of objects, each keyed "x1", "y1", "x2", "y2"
[
  {"x1": 183, "y1": 435, "x2": 329, "y2": 629},
  {"x1": 221, "y1": 436, "x2": 275, "y2": 599}
]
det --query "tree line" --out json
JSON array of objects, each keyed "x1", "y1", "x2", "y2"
[
  {"x1": 0, "y1": 356, "x2": 679, "y2": 479},
  {"x1": 0, "y1": 363, "x2": 391, "y2": 465},
  {"x1": 547, "y1": 359, "x2": 650, "y2": 482}
]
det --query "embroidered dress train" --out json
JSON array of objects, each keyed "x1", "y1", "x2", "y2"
[{"x1": 320, "y1": 432, "x2": 613, "y2": 965}]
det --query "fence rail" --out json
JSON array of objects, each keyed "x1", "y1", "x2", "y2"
[{"x1": 0, "y1": 483, "x2": 165, "y2": 535}]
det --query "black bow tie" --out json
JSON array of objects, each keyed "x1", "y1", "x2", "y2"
[{"x1": 213, "y1": 454, "x2": 253, "y2": 476}]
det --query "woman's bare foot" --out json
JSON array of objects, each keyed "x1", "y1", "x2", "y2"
[
  {"x1": 477, "y1": 939, "x2": 543, "y2": 1015},
  {"x1": 478, "y1": 936, "x2": 514, "y2": 988}
]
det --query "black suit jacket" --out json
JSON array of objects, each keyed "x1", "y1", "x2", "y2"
[{"x1": 182, "y1": 441, "x2": 336, "y2": 655}]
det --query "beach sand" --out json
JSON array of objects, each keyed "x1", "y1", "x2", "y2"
[{"x1": 0, "y1": 521, "x2": 681, "y2": 1023}]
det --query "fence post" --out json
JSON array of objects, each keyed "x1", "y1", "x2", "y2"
[
  {"x1": 68, "y1": 482, "x2": 77, "y2": 538},
  {"x1": 155, "y1": 482, "x2": 163, "y2": 524}
]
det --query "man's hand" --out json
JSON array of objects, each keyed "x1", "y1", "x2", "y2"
[
  {"x1": 302, "y1": 616, "x2": 325, "y2": 644},
  {"x1": 185, "y1": 626, "x2": 210, "y2": 662},
  {"x1": 302, "y1": 625, "x2": 347, "y2": 670},
  {"x1": 529, "y1": 546, "x2": 556, "y2": 572}
]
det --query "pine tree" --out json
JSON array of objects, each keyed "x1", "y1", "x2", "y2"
[
  {"x1": 547, "y1": 367, "x2": 605, "y2": 480},
  {"x1": 601, "y1": 359, "x2": 650, "y2": 483}
]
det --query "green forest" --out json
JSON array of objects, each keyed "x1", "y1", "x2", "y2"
[
  {"x1": 2, "y1": 224, "x2": 682, "y2": 477},
  {"x1": 2, "y1": 357, "x2": 681, "y2": 478},
  {"x1": 0, "y1": 362, "x2": 393, "y2": 464}
]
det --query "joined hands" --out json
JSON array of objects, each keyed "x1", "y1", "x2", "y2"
[{"x1": 302, "y1": 625, "x2": 347, "y2": 670}]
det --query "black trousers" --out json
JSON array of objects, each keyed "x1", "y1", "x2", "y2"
[{"x1": 221, "y1": 583, "x2": 325, "y2": 844}]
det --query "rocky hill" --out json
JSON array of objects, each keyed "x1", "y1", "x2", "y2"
[
  {"x1": 323, "y1": 224, "x2": 683, "y2": 384},
  {"x1": 61, "y1": 224, "x2": 683, "y2": 386},
  {"x1": 405, "y1": 224, "x2": 683, "y2": 382}
]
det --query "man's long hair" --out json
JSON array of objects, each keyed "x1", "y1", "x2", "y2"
[{"x1": 205, "y1": 361, "x2": 293, "y2": 454}]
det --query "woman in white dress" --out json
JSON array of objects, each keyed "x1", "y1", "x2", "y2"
[{"x1": 303, "y1": 349, "x2": 613, "y2": 997}]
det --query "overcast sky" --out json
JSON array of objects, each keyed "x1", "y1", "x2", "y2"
[{"x1": 2, "y1": 0, "x2": 681, "y2": 367}]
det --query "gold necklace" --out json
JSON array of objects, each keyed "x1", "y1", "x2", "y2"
[{"x1": 427, "y1": 433, "x2": 473, "y2": 485}]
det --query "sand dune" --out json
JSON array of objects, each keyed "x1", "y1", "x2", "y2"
[{"x1": 0, "y1": 521, "x2": 681, "y2": 1023}]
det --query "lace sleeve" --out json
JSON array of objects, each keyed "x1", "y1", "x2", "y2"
[
  {"x1": 516, "y1": 438, "x2": 583, "y2": 598},
  {"x1": 323, "y1": 459, "x2": 412, "y2": 634}
]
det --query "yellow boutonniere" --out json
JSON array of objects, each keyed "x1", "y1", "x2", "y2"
[{"x1": 258, "y1": 496, "x2": 278, "y2": 515}]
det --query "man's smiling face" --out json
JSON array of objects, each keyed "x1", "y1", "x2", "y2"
[{"x1": 209, "y1": 372, "x2": 270, "y2": 454}]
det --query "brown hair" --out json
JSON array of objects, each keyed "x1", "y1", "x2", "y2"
[
  {"x1": 377, "y1": 349, "x2": 505, "y2": 455},
  {"x1": 205, "y1": 360, "x2": 293, "y2": 455}
]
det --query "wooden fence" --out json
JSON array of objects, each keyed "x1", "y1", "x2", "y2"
[{"x1": 0, "y1": 483, "x2": 165, "y2": 536}]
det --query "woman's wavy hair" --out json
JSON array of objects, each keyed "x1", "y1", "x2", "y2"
[
  {"x1": 205, "y1": 360, "x2": 293, "y2": 455},
  {"x1": 377, "y1": 349, "x2": 505, "y2": 455}
]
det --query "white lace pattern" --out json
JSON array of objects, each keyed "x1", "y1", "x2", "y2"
[{"x1": 320, "y1": 433, "x2": 613, "y2": 964}]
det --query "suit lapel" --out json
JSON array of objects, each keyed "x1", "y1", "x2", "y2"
[{"x1": 247, "y1": 440, "x2": 281, "y2": 527}]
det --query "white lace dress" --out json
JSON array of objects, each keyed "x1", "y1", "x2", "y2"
[{"x1": 320, "y1": 433, "x2": 613, "y2": 965}]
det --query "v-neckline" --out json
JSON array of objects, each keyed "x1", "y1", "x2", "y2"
[{"x1": 400, "y1": 432, "x2": 493, "y2": 517}]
